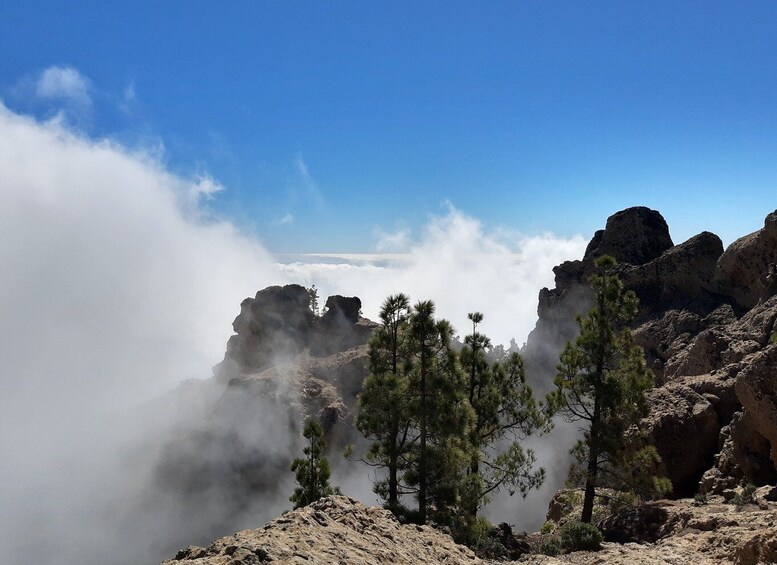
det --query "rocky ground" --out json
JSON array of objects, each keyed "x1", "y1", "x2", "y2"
[
  {"x1": 163, "y1": 491, "x2": 777, "y2": 565},
  {"x1": 162, "y1": 496, "x2": 480, "y2": 565}
]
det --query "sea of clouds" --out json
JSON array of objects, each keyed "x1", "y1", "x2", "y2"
[{"x1": 0, "y1": 102, "x2": 586, "y2": 564}]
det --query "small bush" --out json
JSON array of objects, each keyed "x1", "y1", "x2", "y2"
[
  {"x1": 473, "y1": 535, "x2": 508, "y2": 560},
  {"x1": 560, "y1": 521, "x2": 603, "y2": 552},
  {"x1": 539, "y1": 521, "x2": 555, "y2": 535},
  {"x1": 770, "y1": 332, "x2": 777, "y2": 345},
  {"x1": 732, "y1": 481, "x2": 757, "y2": 507},
  {"x1": 388, "y1": 503, "x2": 423, "y2": 525},
  {"x1": 539, "y1": 538, "x2": 561, "y2": 556},
  {"x1": 693, "y1": 492, "x2": 708, "y2": 506}
]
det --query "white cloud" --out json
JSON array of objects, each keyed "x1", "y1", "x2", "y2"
[
  {"x1": 35, "y1": 65, "x2": 92, "y2": 107},
  {"x1": 374, "y1": 226, "x2": 412, "y2": 252},
  {"x1": 278, "y1": 208, "x2": 587, "y2": 347},
  {"x1": 0, "y1": 102, "x2": 281, "y2": 564},
  {"x1": 118, "y1": 81, "x2": 138, "y2": 115},
  {"x1": 274, "y1": 212, "x2": 294, "y2": 225}
]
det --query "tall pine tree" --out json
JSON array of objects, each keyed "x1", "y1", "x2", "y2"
[
  {"x1": 459, "y1": 313, "x2": 549, "y2": 517},
  {"x1": 547, "y1": 255, "x2": 659, "y2": 523},
  {"x1": 405, "y1": 300, "x2": 472, "y2": 524},
  {"x1": 355, "y1": 294, "x2": 413, "y2": 507}
]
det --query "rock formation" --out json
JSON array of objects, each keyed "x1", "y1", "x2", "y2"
[
  {"x1": 163, "y1": 496, "x2": 483, "y2": 565},
  {"x1": 151, "y1": 285, "x2": 378, "y2": 560},
  {"x1": 524, "y1": 206, "x2": 777, "y2": 497}
]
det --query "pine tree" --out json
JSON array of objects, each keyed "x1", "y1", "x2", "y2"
[
  {"x1": 405, "y1": 300, "x2": 472, "y2": 524},
  {"x1": 290, "y1": 420, "x2": 339, "y2": 509},
  {"x1": 459, "y1": 313, "x2": 549, "y2": 517},
  {"x1": 307, "y1": 285, "x2": 320, "y2": 316},
  {"x1": 355, "y1": 294, "x2": 413, "y2": 507},
  {"x1": 547, "y1": 255, "x2": 659, "y2": 523}
]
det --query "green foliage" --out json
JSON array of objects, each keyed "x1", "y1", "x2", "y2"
[
  {"x1": 289, "y1": 420, "x2": 340, "y2": 508},
  {"x1": 355, "y1": 294, "x2": 412, "y2": 507},
  {"x1": 540, "y1": 521, "x2": 555, "y2": 535},
  {"x1": 732, "y1": 481, "x2": 757, "y2": 507},
  {"x1": 560, "y1": 521, "x2": 603, "y2": 552},
  {"x1": 770, "y1": 331, "x2": 777, "y2": 345},
  {"x1": 403, "y1": 300, "x2": 474, "y2": 523},
  {"x1": 459, "y1": 313, "x2": 549, "y2": 515},
  {"x1": 693, "y1": 492, "x2": 708, "y2": 506},
  {"x1": 307, "y1": 285, "x2": 320, "y2": 316},
  {"x1": 355, "y1": 297, "x2": 547, "y2": 526},
  {"x1": 547, "y1": 255, "x2": 663, "y2": 522},
  {"x1": 539, "y1": 538, "x2": 561, "y2": 556}
]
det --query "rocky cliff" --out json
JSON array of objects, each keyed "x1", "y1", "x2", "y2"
[
  {"x1": 150, "y1": 285, "x2": 378, "y2": 557},
  {"x1": 524, "y1": 207, "x2": 777, "y2": 498}
]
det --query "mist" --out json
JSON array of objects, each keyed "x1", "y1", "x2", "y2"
[{"x1": 0, "y1": 103, "x2": 586, "y2": 564}]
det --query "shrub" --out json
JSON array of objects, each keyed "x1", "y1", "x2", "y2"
[
  {"x1": 451, "y1": 517, "x2": 508, "y2": 559},
  {"x1": 539, "y1": 538, "x2": 561, "y2": 556},
  {"x1": 732, "y1": 481, "x2": 757, "y2": 507},
  {"x1": 560, "y1": 521, "x2": 603, "y2": 552},
  {"x1": 693, "y1": 492, "x2": 708, "y2": 506},
  {"x1": 473, "y1": 535, "x2": 507, "y2": 560},
  {"x1": 388, "y1": 503, "x2": 423, "y2": 525},
  {"x1": 539, "y1": 521, "x2": 555, "y2": 535}
]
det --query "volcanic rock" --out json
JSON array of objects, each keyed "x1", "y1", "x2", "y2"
[
  {"x1": 526, "y1": 207, "x2": 777, "y2": 497},
  {"x1": 583, "y1": 206, "x2": 673, "y2": 265},
  {"x1": 714, "y1": 210, "x2": 777, "y2": 309},
  {"x1": 163, "y1": 496, "x2": 483, "y2": 565}
]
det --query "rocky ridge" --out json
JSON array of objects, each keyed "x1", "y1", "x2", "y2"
[{"x1": 163, "y1": 496, "x2": 481, "y2": 565}]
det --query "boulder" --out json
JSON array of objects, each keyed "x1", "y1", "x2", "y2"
[
  {"x1": 644, "y1": 384, "x2": 720, "y2": 496},
  {"x1": 733, "y1": 344, "x2": 777, "y2": 478},
  {"x1": 583, "y1": 206, "x2": 673, "y2": 265},
  {"x1": 714, "y1": 209, "x2": 777, "y2": 310}
]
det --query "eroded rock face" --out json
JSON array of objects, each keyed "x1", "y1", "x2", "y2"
[
  {"x1": 152, "y1": 286, "x2": 378, "y2": 561},
  {"x1": 213, "y1": 285, "x2": 375, "y2": 381},
  {"x1": 714, "y1": 210, "x2": 777, "y2": 310},
  {"x1": 525, "y1": 207, "x2": 777, "y2": 497},
  {"x1": 645, "y1": 383, "x2": 719, "y2": 495},
  {"x1": 734, "y1": 345, "x2": 777, "y2": 476}
]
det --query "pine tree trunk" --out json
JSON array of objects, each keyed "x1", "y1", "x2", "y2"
[
  {"x1": 419, "y1": 346, "x2": 427, "y2": 524},
  {"x1": 581, "y1": 429, "x2": 599, "y2": 523},
  {"x1": 388, "y1": 422, "x2": 399, "y2": 506},
  {"x1": 582, "y1": 364, "x2": 603, "y2": 523}
]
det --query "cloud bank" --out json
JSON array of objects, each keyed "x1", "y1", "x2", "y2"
[
  {"x1": 0, "y1": 101, "x2": 586, "y2": 563},
  {"x1": 278, "y1": 212, "x2": 586, "y2": 346}
]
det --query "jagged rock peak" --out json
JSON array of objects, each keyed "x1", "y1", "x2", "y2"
[
  {"x1": 584, "y1": 206, "x2": 673, "y2": 265},
  {"x1": 213, "y1": 284, "x2": 375, "y2": 381}
]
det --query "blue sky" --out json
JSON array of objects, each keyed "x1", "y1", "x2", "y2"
[{"x1": 2, "y1": 1, "x2": 776, "y2": 251}]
